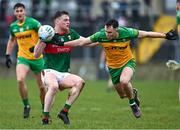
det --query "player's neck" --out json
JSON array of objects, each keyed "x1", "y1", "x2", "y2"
[
  {"x1": 55, "y1": 26, "x2": 69, "y2": 34},
  {"x1": 17, "y1": 17, "x2": 26, "y2": 25}
]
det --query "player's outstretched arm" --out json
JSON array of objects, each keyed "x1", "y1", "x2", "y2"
[
  {"x1": 138, "y1": 30, "x2": 166, "y2": 38},
  {"x1": 64, "y1": 37, "x2": 93, "y2": 47},
  {"x1": 138, "y1": 29, "x2": 178, "y2": 40},
  {"x1": 34, "y1": 41, "x2": 46, "y2": 58}
]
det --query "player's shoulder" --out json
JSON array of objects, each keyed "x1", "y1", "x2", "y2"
[
  {"x1": 26, "y1": 17, "x2": 40, "y2": 23},
  {"x1": 69, "y1": 28, "x2": 78, "y2": 33},
  {"x1": 10, "y1": 20, "x2": 18, "y2": 27},
  {"x1": 119, "y1": 26, "x2": 132, "y2": 32},
  {"x1": 119, "y1": 27, "x2": 137, "y2": 33}
]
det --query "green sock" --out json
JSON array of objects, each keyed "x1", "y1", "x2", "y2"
[
  {"x1": 63, "y1": 103, "x2": 71, "y2": 112},
  {"x1": 23, "y1": 99, "x2": 30, "y2": 107},
  {"x1": 43, "y1": 112, "x2": 49, "y2": 118},
  {"x1": 129, "y1": 99, "x2": 135, "y2": 105}
]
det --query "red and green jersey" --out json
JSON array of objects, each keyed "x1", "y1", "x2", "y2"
[
  {"x1": 44, "y1": 29, "x2": 80, "y2": 72},
  {"x1": 10, "y1": 17, "x2": 42, "y2": 59},
  {"x1": 90, "y1": 27, "x2": 139, "y2": 68}
]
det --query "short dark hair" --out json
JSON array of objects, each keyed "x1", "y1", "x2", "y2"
[
  {"x1": 13, "y1": 3, "x2": 25, "y2": 10},
  {"x1": 105, "y1": 19, "x2": 119, "y2": 28},
  {"x1": 53, "y1": 11, "x2": 69, "y2": 20}
]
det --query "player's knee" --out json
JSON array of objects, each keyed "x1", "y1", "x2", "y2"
[
  {"x1": 39, "y1": 87, "x2": 46, "y2": 93},
  {"x1": 17, "y1": 77, "x2": 25, "y2": 85},
  {"x1": 48, "y1": 84, "x2": 59, "y2": 94},
  {"x1": 70, "y1": 87, "x2": 78, "y2": 95},
  {"x1": 72, "y1": 77, "x2": 85, "y2": 88},
  {"x1": 77, "y1": 78, "x2": 85, "y2": 90},
  {"x1": 120, "y1": 79, "x2": 128, "y2": 87}
]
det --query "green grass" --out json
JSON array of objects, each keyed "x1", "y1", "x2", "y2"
[{"x1": 0, "y1": 77, "x2": 179, "y2": 129}]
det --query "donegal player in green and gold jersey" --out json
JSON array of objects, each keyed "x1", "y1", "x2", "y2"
[
  {"x1": 5, "y1": 3, "x2": 46, "y2": 118},
  {"x1": 54, "y1": 19, "x2": 178, "y2": 119}
]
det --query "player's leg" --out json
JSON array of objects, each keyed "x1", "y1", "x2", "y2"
[
  {"x1": 120, "y1": 66, "x2": 141, "y2": 118},
  {"x1": 41, "y1": 71, "x2": 59, "y2": 124},
  {"x1": 114, "y1": 83, "x2": 127, "y2": 98},
  {"x1": 34, "y1": 73, "x2": 46, "y2": 111},
  {"x1": 31, "y1": 58, "x2": 46, "y2": 112},
  {"x1": 16, "y1": 63, "x2": 30, "y2": 118},
  {"x1": 107, "y1": 76, "x2": 114, "y2": 92},
  {"x1": 57, "y1": 74, "x2": 85, "y2": 124}
]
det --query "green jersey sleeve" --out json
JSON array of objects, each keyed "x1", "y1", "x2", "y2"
[
  {"x1": 71, "y1": 29, "x2": 80, "y2": 39},
  {"x1": 32, "y1": 18, "x2": 41, "y2": 32},
  {"x1": 126, "y1": 27, "x2": 139, "y2": 38},
  {"x1": 177, "y1": 11, "x2": 180, "y2": 24},
  {"x1": 9, "y1": 23, "x2": 15, "y2": 37},
  {"x1": 90, "y1": 31, "x2": 101, "y2": 42}
]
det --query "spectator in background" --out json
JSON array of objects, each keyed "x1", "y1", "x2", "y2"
[
  {"x1": 131, "y1": 0, "x2": 140, "y2": 28},
  {"x1": 31, "y1": 0, "x2": 40, "y2": 18},
  {"x1": 44, "y1": 0, "x2": 51, "y2": 19},
  {"x1": 118, "y1": 0, "x2": 128, "y2": 17},
  {"x1": 0, "y1": 0, "x2": 7, "y2": 21},
  {"x1": 101, "y1": 0, "x2": 110, "y2": 22},
  {"x1": 76, "y1": 0, "x2": 92, "y2": 17}
]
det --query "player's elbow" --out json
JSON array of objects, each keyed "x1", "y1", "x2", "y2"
[{"x1": 34, "y1": 51, "x2": 40, "y2": 58}]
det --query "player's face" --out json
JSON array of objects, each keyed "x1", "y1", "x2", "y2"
[
  {"x1": 105, "y1": 25, "x2": 118, "y2": 40},
  {"x1": 176, "y1": 2, "x2": 180, "y2": 11},
  {"x1": 14, "y1": 7, "x2": 26, "y2": 22},
  {"x1": 56, "y1": 14, "x2": 70, "y2": 32}
]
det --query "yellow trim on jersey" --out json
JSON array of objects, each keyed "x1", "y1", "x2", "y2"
[
  {"x1": 102, "y1": 41, "x2": 134, "y2": 68},
  {"x1": 17, "y1": 21, "x2": 25, "y2": 26}
]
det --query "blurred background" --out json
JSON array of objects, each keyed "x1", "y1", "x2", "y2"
[{"x1": 0, "y1": 0, "x2": 179, "y2": 81}]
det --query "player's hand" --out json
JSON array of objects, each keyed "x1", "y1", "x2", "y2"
[
  {"x1": 166, "y1": 60, "x2": 180, "y2": 70},
  {"x1": 165, "y1": 29, "x2": 178, "y2": 40},
  {"x1": 5, "y1": 54, "x2": 12, "y2": 68},
  {"x1": 29, "y1": 46, "x2": 34, "y2": 53}
]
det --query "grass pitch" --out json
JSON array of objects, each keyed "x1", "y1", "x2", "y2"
[{"x1": 0, "y1": 77, "x2": 179, "y2": 129}]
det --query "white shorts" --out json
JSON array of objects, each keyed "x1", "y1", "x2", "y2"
[{"x1": 41, "y1": 69, "x2": 70, "y2": 88}]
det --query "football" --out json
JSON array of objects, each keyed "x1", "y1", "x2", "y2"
[{"x1": 38, "y1": 25, "x2": 55, "y2": 42}]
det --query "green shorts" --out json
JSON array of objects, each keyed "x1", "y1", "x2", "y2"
[
  {"x1": 17, "y1": 57, "x2": 44, "y2": 74},
  {"x1": 108, "y1": 60, "x2": 136, "y2": 85}
]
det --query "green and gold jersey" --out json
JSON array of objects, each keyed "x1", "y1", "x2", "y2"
[
  {"x1": 177, "y1": 11, "x2": 180, "y2": 33},
  {"x1": 90, "y1": 27, "x2": 139, "y2": 68},
  {"x1": 10, "y1": 17, "x2": 42, "y2": 59},
  {"x1": 44, "y1": 29, "x2": 80, "y2": 72}
]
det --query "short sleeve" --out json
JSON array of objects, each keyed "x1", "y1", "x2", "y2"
[
  {"x1": 127, "y1": 28, "x2": 139, "y2": 38},
  {"x1": 32, "y1": 18, "x2": 41, "y2": 31},
  {"x1": 71, "y1": 29, "x2": 80, "y2": 39},
  {"x1": 90, "y1": 31, "x2": 101, "y2": 42},
  {"x1": 9, "y1": 24, "x2": 15, "y2": 37}
]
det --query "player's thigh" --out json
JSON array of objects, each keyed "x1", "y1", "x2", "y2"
[
  {"x1": 60, "y1": 74, "x2": 84, "y2": 89},
  {"x1": 16, "y1": 64, "x2": 30, "y2": 81},
  {"x1": 114, "y1": 83, "x2": 126, "y2": 97},
  {"x1": 30, "y1": 58, "x2": 44, "y2": 74},
  {"x1": 120, "y1": 60, "x2": 136, "y2": 82},
  {"x1": 34, "y1": 73, "x2": 44, "y2": 88},
  {"x1": 120, "y1": 67, "x2": 134, "y2": 82},
  {"x1": 42, "y1": 70, "x2": 59, "y2": 88}
]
